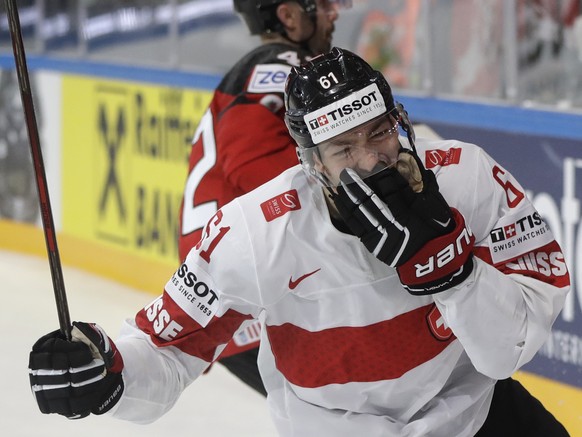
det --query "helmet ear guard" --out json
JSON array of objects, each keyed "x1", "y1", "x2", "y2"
[{"x1": 395, "y1": 102, "x2": 417, "y2": 152}]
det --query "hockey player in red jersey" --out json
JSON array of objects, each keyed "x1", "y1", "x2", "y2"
[
  {"x1": 29, "y1": 48, "x2": 570, "y2": 436},
  {"x1": 178, "y1": 0, "x2": 350, "y2": 395}
]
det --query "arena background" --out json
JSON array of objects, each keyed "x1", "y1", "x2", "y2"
[{"x1": 1, "y1": 1, "x2": 581, "y2": 434}]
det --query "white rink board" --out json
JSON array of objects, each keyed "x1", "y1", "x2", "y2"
[{"x1": 0, "y1": 249, "x2": 277, "y2": 437}]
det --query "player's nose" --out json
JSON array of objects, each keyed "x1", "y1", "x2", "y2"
[{"x1": 354, "y1": 149, "x2": 381, "y2": 175}]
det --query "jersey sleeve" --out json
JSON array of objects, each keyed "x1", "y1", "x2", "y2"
[
  {"x1": 433, "y1": 146, "x2": 570, "y2": 379},
  {"x1": 216, "y1": 95, "x2": 299, "y2": 193},
  {"x1": 111, "y1": 202, "x2": 262, "y2": 423}
]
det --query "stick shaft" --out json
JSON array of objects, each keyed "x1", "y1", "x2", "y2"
[{"x1": 5, "y1": 0, "x2": 72, "y2": 339}]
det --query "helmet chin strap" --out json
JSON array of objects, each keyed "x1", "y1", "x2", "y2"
[
  {"x1": 324, "y1": 186, "x2": 342, "y2": 219},
  {"x1": 396, "y1": 103, "x2": 417, "y2": 153}
]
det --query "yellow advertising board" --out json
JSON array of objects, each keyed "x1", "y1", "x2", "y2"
[{"x1": 61, "y1": 75, "x2": 212, "y2": 270}]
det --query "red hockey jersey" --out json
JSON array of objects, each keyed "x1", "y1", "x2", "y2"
[{"x1": 179, "y1": 43, "x2": 313, "y2": 260}]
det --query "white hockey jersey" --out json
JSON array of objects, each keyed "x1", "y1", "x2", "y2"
[{"x1": 111, "y1": 137, "x2": 569, "y2": 437}]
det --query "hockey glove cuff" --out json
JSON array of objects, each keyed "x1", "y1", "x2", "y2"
[
  {"x1": 29, "y1": 322, "x2": 124, "y2": 419},
  {"x1": 396, "y1": 208, "x2": 475, "y2": 295}
]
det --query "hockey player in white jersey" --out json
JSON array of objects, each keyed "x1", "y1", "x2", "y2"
[{"x1": 29, "y1": 48, "x2": 570, "y2": 436}]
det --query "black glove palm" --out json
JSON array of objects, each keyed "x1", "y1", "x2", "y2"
[
  {"x1": 29, "y1": 322, "x2": 124, "y2": 419},
  {"x1": 333, "y1": 150, "x2": 474, "y2": 295}
]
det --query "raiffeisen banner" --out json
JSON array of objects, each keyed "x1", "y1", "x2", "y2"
[{"x1": 61, "y1": 74, "x2": 212, "y2": 266}]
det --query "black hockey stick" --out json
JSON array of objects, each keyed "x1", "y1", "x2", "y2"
[{"x1": 5, "y1": 0, "x2": 72, "y2": 340}]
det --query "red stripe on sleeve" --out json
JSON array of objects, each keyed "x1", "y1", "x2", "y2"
[
  {"x1": 473, "y1": 241, "x2": 570, "y2": 288},
  {"x1": 136, "y1": 292, "x2": 252, "y2": 362}
]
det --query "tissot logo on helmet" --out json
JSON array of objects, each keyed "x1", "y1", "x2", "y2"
[
  {"x1": 304, "y1": 84, "x2": 387, "y2": 144},
  {"x1": 309, "y1": 116, "x2": 328, "y2": 130}
]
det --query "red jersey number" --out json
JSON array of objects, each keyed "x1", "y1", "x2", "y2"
[
  {"x1": 492, "y1": 165, "x2": 524, "y2": 208},
  {"x1": 276, "y1": 50, "x2": 302, "y2": 67},
  {"x1": 196, "y1": 210, "x2": 231, "y2": 263}
]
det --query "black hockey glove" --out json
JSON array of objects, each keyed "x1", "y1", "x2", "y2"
[
  {"x1": 29, "y1": 322, "x2": 124, "y2": 419},
  {"x1": 333, "y1": 150, "x2": 475, "y2": 295}
]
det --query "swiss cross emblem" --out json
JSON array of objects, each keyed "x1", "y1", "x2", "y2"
[
  {"x1": 426, "y1": 305, "x2": 454, "y2": 341},
  {"x1": 317, "y1": 115, "x2": 329, "y2": 126},
  {"x1": 504, "y1": 224, "x2": 516, "y2": 238}
]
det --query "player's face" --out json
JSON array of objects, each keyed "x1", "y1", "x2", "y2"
[
  {"x1": 313, "y1": 113, "x2": 401, "y2": 188},
  {"x1": 305, "y1": 0, "x2": 340, "y2": 55}
]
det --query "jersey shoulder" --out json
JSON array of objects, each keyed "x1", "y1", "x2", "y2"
[
  {"x1": 218, "y1": 43, "x2": 311, "y2": 95},
  {"x1": 195, "y1": 165, "x2": 310, "y2": 306},
  {"x1": 413, "y1": 136, "x2": 485, "y2": 186},
  {"x1": 226, "y1": 165, "x2": 312, "y2": 251},
  {"x1": 415, "y1": 137, "x2": 537, "y2": 246},
  {"x1": 414, "y1": 137, "x2": 498, "y2": 239},
  {"x1": 415, "y1": 137, "x2": 481, "y2": 168},
  {"x1": 233, "y1": 164, "x2": 307, "y2": 214}
]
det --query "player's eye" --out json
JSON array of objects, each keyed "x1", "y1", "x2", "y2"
[
  {"x1": 370, "y1": 129, "x2": 389, "y2": 140},
  {"x1": 332, "y1": 147, "x2": 351, "y2": 158},
  {"x1": 370, "y1": 117, "x2": 400, "y2": 142}
]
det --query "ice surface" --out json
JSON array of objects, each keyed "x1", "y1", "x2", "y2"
[{"x1": 0, "y1": 249, "x2": 277, "y2": 437}]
